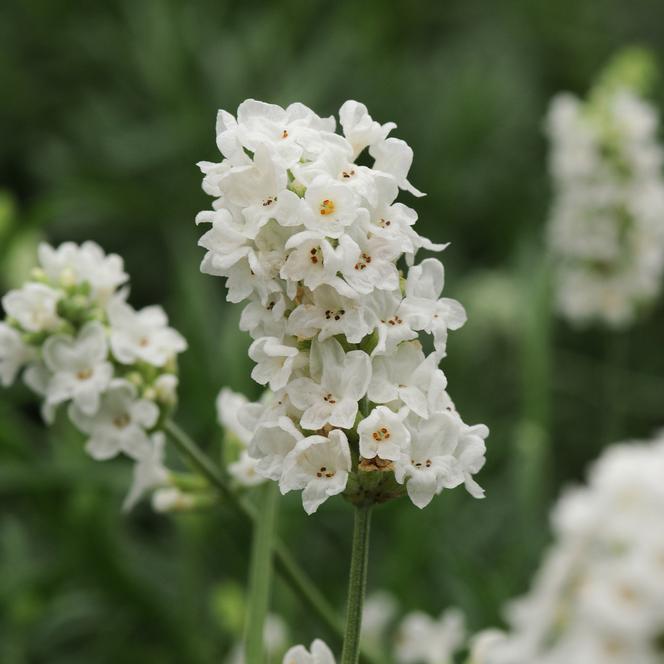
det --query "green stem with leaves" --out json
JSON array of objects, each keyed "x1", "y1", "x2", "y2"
[
  {"x1": 244, "y1": 481, "x2": 279, "y2": 664},
  {"x1": 340, "y1": 505, "x2": 372, "y2": 664}
]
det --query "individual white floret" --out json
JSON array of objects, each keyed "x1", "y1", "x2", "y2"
[
  {"x1": 368, "y1": 290, "x2": 419, "y2": 357},
  {"x1": 248, "y1": 415, "x2": 303, "y2": 481},
  {"x1": 216, "y1": 387, "x2": 255, "y2": 446},
  {"x1": 340, "y1": 227, "x2": 401, "y2": 295},
  {"x1": 287, "y1": 339, "x2": 371, "y2": 430},
  {"x1": 358, "y1": 405, "x2": 410, "y2": 461},
  {"x1": 286, "y1": 285, "x2": 377, "y2": 344},
  {"x1": 2, "y1": 283, "x2": 62, "y2": 333},
  {"x1": 368, "y1": 341, "x2": 447, "y2": 418},
  {"x1": 280, "y1": 429, "x2": 351, "y2": 514},
  {"x1": 69, "y1": 379, "x2": 159, "y2": 461},
  {"x1": 281, "y1": 639, "x2": 336, "y2": 664},
  {"x1": 42, "y1": 320, "x2": 113, "y2": 415},
  {"x1": 241, "y1": 291, "x2": 289, "y2": 339},
  {"x1": 0, "y1": 322, "x2": 34, "y2": 386},
  {"x1": 248, "y1": 335, "x2": 305, "y2": 392},
  {"x1": 107, "y1": 296, "x2": 187, "y2": 367},
  {"x1": 370, "y1": 136, "x2": 424, "y2": 197},
  {"x1": 300, "y1": 175, "x2": 364, "y2": 239},
  {"x1": 228, "y1": 450, "x2": 265, "y2": 487},
  {"x1": 123, "y1": 431, "x2": 170, "y2": 511},
  {"x1": 153, "y1": 373, "x2": 178, "y2": 405},
  {"x1": 339, "y1": 100, "x2": 396, "y2": 159},
  {"x1": 394, "y1": 411, "x2": 463, "y2": 508},
  {"x1": 151, "y1": 487, "x2": 197, "y2": 513},
  {"x1": 280, "y1": 231, "x2": 359, "y2": 299},
  {"x1": 401, "y1": 258, "x2": 467, "y2": 356},
  {"x1": 218, "y1": 144, "x2": 302, "y2": 238}
]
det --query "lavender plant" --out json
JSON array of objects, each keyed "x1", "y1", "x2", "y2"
[{"x1": 195, "y1": 99, "x2": 489, "y2": 663}]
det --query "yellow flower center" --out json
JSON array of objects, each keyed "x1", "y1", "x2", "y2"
[
  {"x1": 372, "y1": 427, "x2": 391, "y2": 441},
  {"x1": 319, "y1": 199, "x2": 336, "y2": 216}
]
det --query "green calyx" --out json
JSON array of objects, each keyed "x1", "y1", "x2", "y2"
[{"x1": 344, "y1": 463, "x2": 406, "y2": 508}]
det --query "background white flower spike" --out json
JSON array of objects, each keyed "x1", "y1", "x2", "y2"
[
  {"x1": 0, "y1": 241, "x2": 188, "y2": 511},
  {"x1": 196, "y1": 99, "x2": 488, "y2": 513},
  {"x1": 546, "y1": 49, "x2": 664, "y2": 328},
  {"x1": 471, "y1": 432, "x2": 664, "y2": 664}
]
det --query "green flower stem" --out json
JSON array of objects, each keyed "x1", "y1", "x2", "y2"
[
  {"x1": 164, "y1": 420, "x2": 379, "y2": 664},
  {"x1": 244, "y1": 481, "x2": 279, "y2": 664},
  {"x1": 340, "y1": 505, "x2": 372, "y2": 664}
]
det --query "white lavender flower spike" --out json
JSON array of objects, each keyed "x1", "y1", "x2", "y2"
[
  {"x1": 197, "y1": 99, "x2": 489, "y2": 513},
  {"x1": 471, "y1": 431, "x2": 664, "y2": 664},
  {"x1": 546, "y1": 49, "x2": 664, "y2": 328}
]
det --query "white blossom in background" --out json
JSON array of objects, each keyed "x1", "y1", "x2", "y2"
[
  {"x1": 0, "y1": 241, "x2": 188, "y2": 510},
  {"x1": 216, "y1": 387, "x2": 266, "y2": 487},
  {"x1": 124, "y1": 432, "x2": 169, "y2": 510},
  {"x1": 197, "y1": 99, "x2": 488, "y2": 513},
  {"x1": 362, "y1": 591, "x2": 398, "y2": 650},
  {"x1": 546, "y1": 50, "x2": 664, "y2": 328},
  {"x1": 395, "y1": 608, "x2": 466, "y2": 664},
  {"x1": 471, "y1": 432, "x2": 664, "y2": 664},
  {"x1": 0, "y1": 322, "x2": 34, "y2": 386},
  {"x1": 282, "y1": 639, "x2": 337, "y2": 664}
]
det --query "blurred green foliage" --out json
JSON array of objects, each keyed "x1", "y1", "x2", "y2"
[{"x1": 2, "y1": 1, "x2": 664, "y2": 661}]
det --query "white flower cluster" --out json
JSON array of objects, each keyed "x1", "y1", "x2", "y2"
[
  {"x1": 197, "y1": 100, "x2": 488, "y2": 513},
  {"x1": 471, "y1": 432, "x2": 664, "y2": 664},
  {"x1": 546, "y1": 73, "x2": 664, "y2": 327},
  {"x1": 0, "y1": 241, "x2": 187, "y2": 509}
]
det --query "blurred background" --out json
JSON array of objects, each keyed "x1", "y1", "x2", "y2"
[{"x1": 2, "y1": 1, "x2": 664, "y2": 662}]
